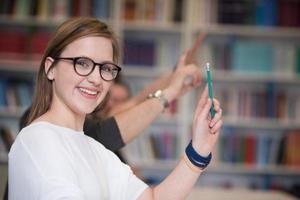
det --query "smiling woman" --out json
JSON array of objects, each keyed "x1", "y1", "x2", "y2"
[
  {"x1": 26, "y1": 17, "x2": 120, "y2": 126},
  {"x1": 8, "y1": 17, "x2": 223, "y2": 200},
  {"x1": 44, "y1": 36, "x2": 116, "y2": 117}
]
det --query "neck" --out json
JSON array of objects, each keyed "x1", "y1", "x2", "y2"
[{"x1": 37, "y1": 102, "x2": 85, "y2": 132}]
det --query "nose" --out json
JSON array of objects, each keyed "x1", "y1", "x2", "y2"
[{"x1": 87, "y1": 66, "x2": 102, "y2": 85}]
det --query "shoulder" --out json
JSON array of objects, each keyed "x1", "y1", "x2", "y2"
[
  {"x1": 13, "y1": 121, "x2": 80, "y2": 155},
  {"x1": 17, "y1": 122, "x2": 64, "y2": 144}
]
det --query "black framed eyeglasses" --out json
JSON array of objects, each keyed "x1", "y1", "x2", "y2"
[{"x1": 55, "y1": 57, "x2": 121, "y2": 81}]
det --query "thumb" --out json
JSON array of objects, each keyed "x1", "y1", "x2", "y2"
[{"x1": 199, "y1": 98, "x2": 212, "y2": 120}]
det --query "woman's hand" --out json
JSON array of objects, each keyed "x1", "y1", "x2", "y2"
[
  {"x1": 191, "y1": 85, "x2": 223, "y2": 156},
  {"x1": 163, "y1": 52, "x2": 201, "y2": 102}
]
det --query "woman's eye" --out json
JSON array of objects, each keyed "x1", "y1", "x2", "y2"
[
  {"x1": 102, "y1": 64, "x2": 113, "y2": 72},
  {"x1": 77, "y1": 59, "x2": 90, "y2": 68}
]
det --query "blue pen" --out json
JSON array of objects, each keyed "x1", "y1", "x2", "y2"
[{"x1": 206, "y1": 63, "x2": 215, "y2": 119}]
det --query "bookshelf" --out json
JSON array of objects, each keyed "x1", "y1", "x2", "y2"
[{"x1": 0, "y1": 0, "x2": 300, "y2": 196}]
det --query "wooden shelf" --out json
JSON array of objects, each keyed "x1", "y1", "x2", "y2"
[
  {"x1": 0, "y1": 58, "x2": 38, "y2": 73},
  {"x1": 0, "y1": 15, "x2": 113, "y2": 28},
  {"x1": 122, "y1": 20, "x2": 183, "y2": 33},
  {"x1": 194, "y1": 24, "x2": 300, "y2": 38},
  {"x1": 0, "y1": 15, "x2": 62, "y2": 27},
  {"x1": 0, "y1": 108, "x2": 24, "y2": 119},
  {"x1": 134, "y1": 160, "x2": 300, "y2": 176},
  {"x1": 223, "y1": 117, "x2": 300, "y2": 130},
  {"x1": 1, "y1": 1, "x2": 300, "y2": 190},
  {"x1": 209, "y1": 163, "x2": 300, "y2": 176},
  {"x1": 214, "y1": 71, "x2": 300, "y2": 84},
  {"x1": 1, "y1": 59, "x2": 300, "y2": 85}
]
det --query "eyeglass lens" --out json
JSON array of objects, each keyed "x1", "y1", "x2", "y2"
[{"x1": 74, "y1": 57, "x2": 119, "y2": 81}]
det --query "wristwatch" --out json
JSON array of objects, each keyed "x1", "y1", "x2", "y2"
[{"x1": 147, "y1": 90, "x2": 169, "y2": 110}]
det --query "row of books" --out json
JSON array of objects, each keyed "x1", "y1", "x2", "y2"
[
  {"x1": 123, "y1": 0, "x2": 300, "y2": 27},
  {"x1": 2, "y1": 30, "x2": 299, "y2": 76},
  {"x1": 123, "y1": 35, "x2": 179, "y2": 69},
  {"x1": 123, "y1": 0, "x2": 183, "y2": 22},
  {"x1": 0, "y1": 0, "x2": 111, "y2": 20},
  {"x1": 123, "y1": 128, "x2": 179, "y2": 164},
  {"x1": 217, "y1": 0, "x2": 300, "y2": 27},
  {"x1": 0, "y1": 31, "x2": 51, "y2": 59},
  {"x1": 0, "y1": 78, "x2": 33, "y2": 112},
  {"x1": 1, "y1": 74, "x2": 299, "y2": 122},
  {"x1": 1, "y1": 0, "x2": 300, "y2": 27},
  {"x1": 0, "y1": 30, "x2": 181, "y2": 68},
  {"x1": 124, "y1": 36, "x2": 300, "y2": 75},
  {"x1": 218, "y1": 128, "x2": 300, "y2": 167},
  {"x1": 124, "y1": 126, "x2": 300, "y2": 168},
  {"x1": 201, "y1": 40, "x2": 300, "y2": 75},
  {"x1": 214, "y1": 85, "x2": 300, "y2": 121}
]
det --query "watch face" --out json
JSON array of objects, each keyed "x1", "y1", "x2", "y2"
[{"x1": 155, "y1": 90, "x2": 162, "y2": 97}]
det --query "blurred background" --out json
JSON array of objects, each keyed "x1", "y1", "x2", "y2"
[{"x1": 0, "y1": 0, "x2": 300, "y2": 199}]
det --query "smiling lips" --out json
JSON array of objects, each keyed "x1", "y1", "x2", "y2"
[{"x1": 78, "y1": 87, "x2": 99, "y2": 99}]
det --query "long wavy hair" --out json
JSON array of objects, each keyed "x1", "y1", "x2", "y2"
[{"x1": 27, "y1": 17, "x2": 119, "y2": 125}]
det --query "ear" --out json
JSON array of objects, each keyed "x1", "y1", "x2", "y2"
[{"x1": 45, "y1": 57, "x2": 55, "y2": 81}]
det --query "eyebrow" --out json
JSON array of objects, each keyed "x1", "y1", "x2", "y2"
[{"x1": 78, "y1": 55, "x2": 115, "y2": 64}]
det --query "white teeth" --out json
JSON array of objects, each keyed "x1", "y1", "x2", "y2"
[{"x1": 79, "y1": 88, "x2": 98, "y2": 95}]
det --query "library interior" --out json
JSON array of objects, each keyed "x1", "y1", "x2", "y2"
[{"x1": 0, "y1": 0, "x2": 300, "y2": 199}]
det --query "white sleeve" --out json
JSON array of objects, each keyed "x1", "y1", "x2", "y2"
[
  {"x1": 102, "y1": 149, "x2": 148, "y2": 200},
  {"x1": 9, "y1": 129, "x2": 84, "y2": 200}
]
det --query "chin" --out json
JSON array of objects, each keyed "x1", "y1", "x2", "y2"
[{"x1": 73, "y1": 103, "x2": 98, "y2": 116}]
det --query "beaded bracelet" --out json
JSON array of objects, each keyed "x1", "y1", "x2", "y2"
[{"x1": 185, "y1": 140, "x2": 212, "y2": 169}]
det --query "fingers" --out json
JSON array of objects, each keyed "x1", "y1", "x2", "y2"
[
  {"x1": 186, "y1": 32, "x2": 206, "y2": 65},
  {"x1": 209, "y1": 99, "x2": 222, "y2": 133},
  {"x1": 199, "y1": 98, "x2": 212, "y2": 120},
  {"x1": 200, "y1": 85, "x2": 209, "y2": 101},
  {"x1": 212, "y1": 98, "x2": 220, "y2": 109},
  {"x1": 210, "y1": 98, "x2": 221, "y2": 120},
  {"x1": 176, "y1": 51, "x2": 188, "y2": 69},
  {"x1": 210, "y1": 119, "x2": 223, "y2": 134},
  {"x1": 210, "y1": 107, "x2": 222, "y2": 127}
]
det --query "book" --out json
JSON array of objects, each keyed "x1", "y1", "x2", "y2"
[
  {"x1": 296, "y1": 47, "x2": 300, "y2": 75},
  {"x1": 123, "y1": 38, "x2": 156, "y2": 67},
  {"x1": 0, "y1": 79, "x2": 8, "y2": 108},
  {"x1": 15, "y1": 82, "x2": 32, "y2": 109},
  {"x1": 255, "y1": 0, "x2": 277, "y2": 26},
  {"x1": 232, "y1": 41, "x2": 273, "y2": 73},
  {"x1": 14, "y1": 0, "x2": 31, "y2": 19},
  {"x1": 278, "y1": 0, "x2": 300, "y2": 27},
  {"x1": 123, "y1": 0, "x2": 137, "y2": 21},
  {"x1": 30, "y1": 32, "x2": 52, "y2": 56},
  {"x1": 217, "y1": 0, "x2": 256, "y2": 25},
  {"x1": 93, "y1": 0, "x2": 110, "y2": 19},
  {"x1": 36, "y1": 0, "x2": 50, "y2": 20},
  {"x1": 245, "y1": 134, "x2": 256, "y2": 165},
  {"x1": 284, "y1": 131, "x2": 300, "y2": 166},
  {"x1": 0, "y1": 32, "x2": 27, "y2": 54},
  {"x1": 273, "y1": 43, "x2": 296, "y2": 75}
]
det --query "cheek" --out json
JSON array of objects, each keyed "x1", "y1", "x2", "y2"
[
  {"x1": 54, "y1": 68, "x2": 84, "y2": 97},
  {"x1": 98, "y1": 82, "x2": 112, "y2": 101}
]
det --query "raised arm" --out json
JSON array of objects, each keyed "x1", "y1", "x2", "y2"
[
  {"x1": 109, "y1": 32, "x2": 206, "y2": 117},
  {"x1": 138, "y1": 86, "x2": 223, "y2": 200},
  {"x1": 114, "y1": 53, "x2": 201, "y2": 144},
  {"x1": 108, "y1": 72, "x2": 172, "y2": 116}
]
